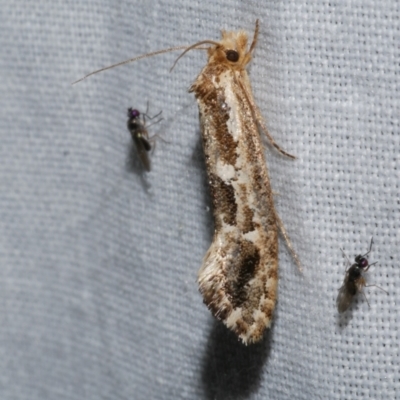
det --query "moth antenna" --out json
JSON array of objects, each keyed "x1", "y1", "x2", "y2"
[
  {"x1": 248, "y1": 19, "x2": 260, "y2": 54},
  {"x1": 169, "y1": 40, "x2": 220, "y2": 72},
  {"x1": 72, "y1": 45, "x2": 188, "y2": 85}
]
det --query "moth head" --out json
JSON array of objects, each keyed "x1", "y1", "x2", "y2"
[
  {"x1": 210, "y1": 20, "x2": 259, "y2": 70},
  {"x1": 170, "y1": 20, "x2": 260, "y2": 73},
  {"x1": 207, "y1": 29, "x2": 251, "y2": 69}
]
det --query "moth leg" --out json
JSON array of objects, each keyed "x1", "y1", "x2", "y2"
[
  {"x1": 275, "y1": 212, "x2": 302, "y2": 271},
  {"x1": 237, "y1": 79, "x2": 296, "y2": 159},
  {"x1": 257, "y1": 122, "x2": 296, "y2": 159}
]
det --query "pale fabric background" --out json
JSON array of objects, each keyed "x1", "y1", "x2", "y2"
[{"x1": 1, "y1": 1, "x2": 399, "y2": 399}]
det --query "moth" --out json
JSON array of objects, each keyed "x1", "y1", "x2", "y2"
[
  {"x1": 337, "y1": 238, "x2": 387, "y2": 313},
  {"x1": 74, "y1": 20, "x2": 300, "y2": 344},
  {"x1": 126, "y1": 106, "x2": 162, "y2": 171}
]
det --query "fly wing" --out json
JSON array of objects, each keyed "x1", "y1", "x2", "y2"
[
  {"x1": 133, "y1": 135, "x2": 151, "y2": 171},
  {"x1": 336, "y1": 282, "x2": 353, "y2": 313},
  {"x1": 355, "y1": 276, "x2": 366, "y2": 291}
]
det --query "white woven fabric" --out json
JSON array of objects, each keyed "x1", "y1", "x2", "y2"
[{"x1": 0, "y1": 0, "x2": 399, "y2": 398}]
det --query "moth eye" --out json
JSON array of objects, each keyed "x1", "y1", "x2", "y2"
[{"x1": 226, "y1": 50, "x2": 239, "y2": 62}]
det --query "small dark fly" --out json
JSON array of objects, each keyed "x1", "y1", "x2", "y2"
[
  {"x1": 336, "y1": 238, "x2": 387, "y2": 313},
  {"x1": 127, "y1": 107, "x2": 162, "y2": 171}
]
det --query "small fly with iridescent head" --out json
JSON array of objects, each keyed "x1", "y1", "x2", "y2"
[
  {"x1": 337, "y1": 238, "x2": 387, "y2": 313},
  {"x1": 126, "y1": 107, "x2": 162, "y2": 171}
]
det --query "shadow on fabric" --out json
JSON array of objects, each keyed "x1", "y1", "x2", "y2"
[
  {"x1": 335, "y1": 304, "x2": 354, "y2": 331},
  {"x1": 201, "y1": 318, "x2": 273, "y2": 399},
  {"x1": 125, "y1": 141, "x2": 151, "y2": 191}
]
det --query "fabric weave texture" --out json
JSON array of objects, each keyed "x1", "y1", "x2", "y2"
[{"x1": 0, "y1": 1, "x2": 399, "y2": 399}]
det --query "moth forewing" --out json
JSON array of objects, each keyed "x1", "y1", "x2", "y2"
[{"x1": 191, "y1": 27, "x2": 283, "y2": 345}]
